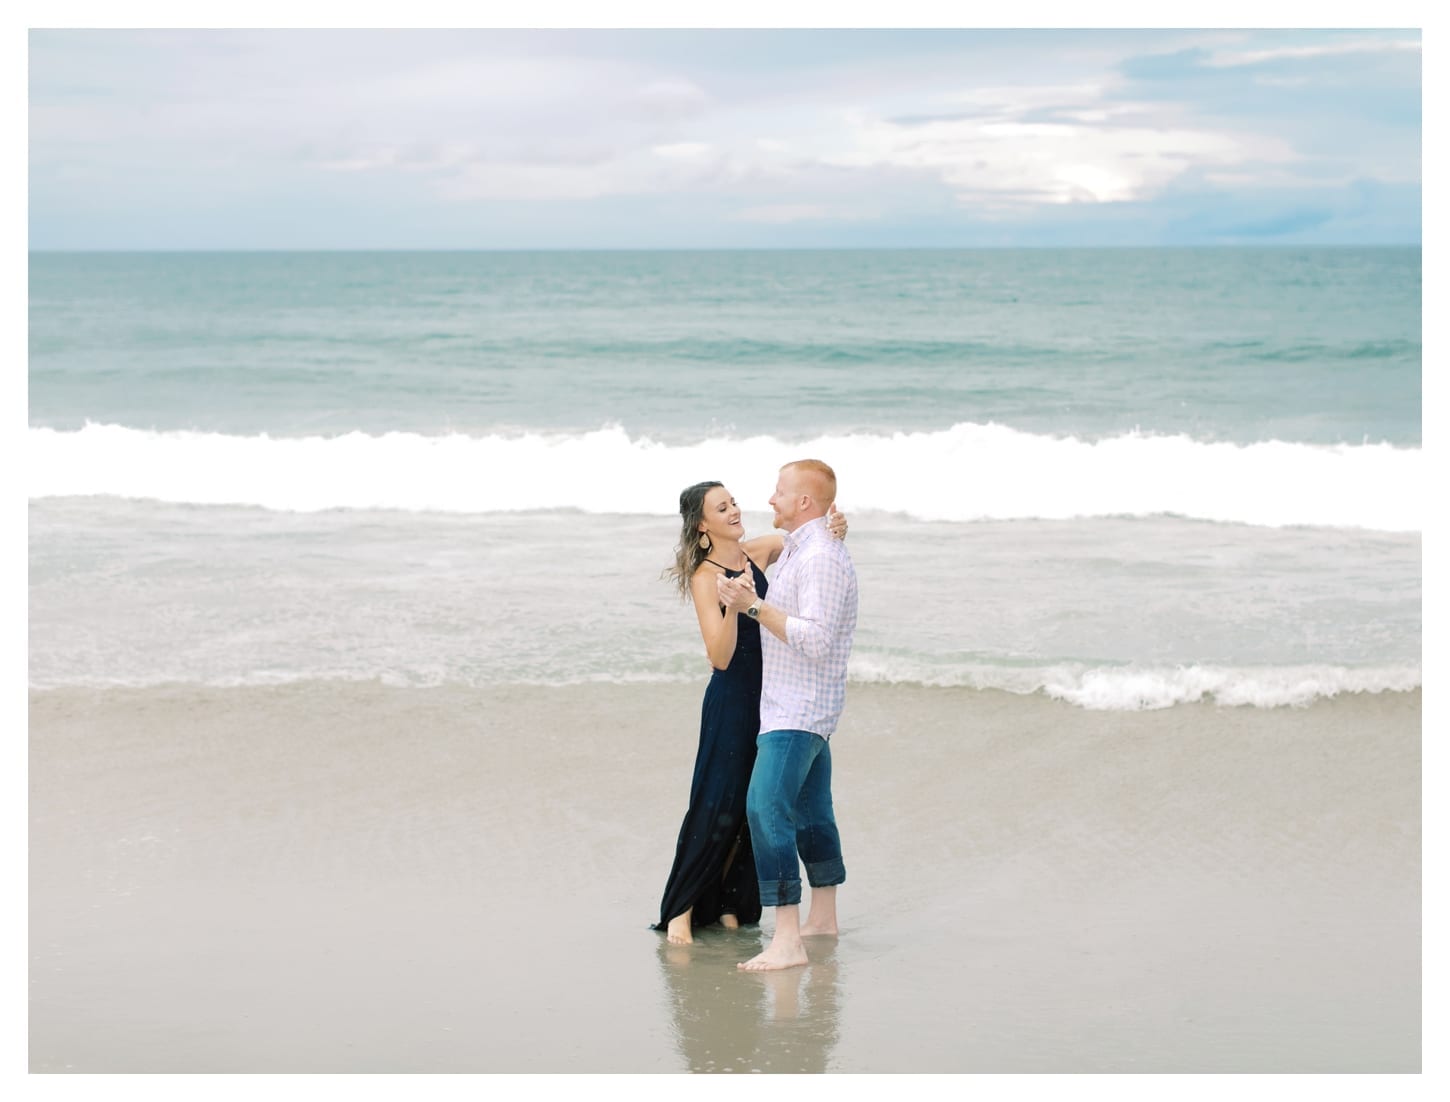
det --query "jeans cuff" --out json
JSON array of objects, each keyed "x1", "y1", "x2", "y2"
[
  {"x1": 805, "y1": 857, "x2": 846, "y2": 888},
  {"x1": 759, "y1": 878, "x2": 802, "y2": 907}
]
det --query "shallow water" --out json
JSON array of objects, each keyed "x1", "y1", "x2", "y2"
[{"x1": 29, "y1": 682, "x2": 1420, "y2": 1072}]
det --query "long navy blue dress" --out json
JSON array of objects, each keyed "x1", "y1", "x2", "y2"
[{"x1": 654, "y1": 559, "x2": 767, "y2": 931}]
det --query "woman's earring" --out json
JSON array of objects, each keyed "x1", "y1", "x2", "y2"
[{"x1": 699, "y1": 531, "x2": 712, "y2": 552}]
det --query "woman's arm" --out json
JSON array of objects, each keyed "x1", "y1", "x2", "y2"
[
  {"x1": 743, "y1": 533, "x2": 785, "y2": 568},
  {"x1": 690, "y1": 566, "x2": 743, "y2": 670},
  {"x1": 743, "y1": 508, "x2": 849, "y2": 567}
]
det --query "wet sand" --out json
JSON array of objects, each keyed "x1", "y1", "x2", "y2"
[{"x1": 29, "y1": 682, "x2": 1420, "y2": 1072}]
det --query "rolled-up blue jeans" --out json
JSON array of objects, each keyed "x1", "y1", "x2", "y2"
[{"x1": 746, "y1": 729, "x2": 846, "y2": 907}]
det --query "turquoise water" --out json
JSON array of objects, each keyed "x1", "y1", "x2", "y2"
[
  {"x1": 29, "y1": 248, "x2": 1421, "y2": 443},
  {"x1": 27, "y1": 248, "x2": 1422, "y2": 706}
]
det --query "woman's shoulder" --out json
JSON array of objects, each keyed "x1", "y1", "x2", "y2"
[{"x1": 690, "y1": 560, "x2": 724, "y2": 589}]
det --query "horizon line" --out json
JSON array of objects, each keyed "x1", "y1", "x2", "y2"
[{"x1": 28, "y1": 242, "x2": 1424, "y2": 254}]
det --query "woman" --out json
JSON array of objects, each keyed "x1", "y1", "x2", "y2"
[{"x1": 654, "y1": 480, "x2": 846, "y2": 944}]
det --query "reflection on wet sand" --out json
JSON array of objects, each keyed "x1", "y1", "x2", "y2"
[{"x1": 656, "y1": 929, "x2": 841, "y2": 1073}]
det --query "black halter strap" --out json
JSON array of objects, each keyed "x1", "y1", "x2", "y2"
[{"x1": 705, "y1": 557, "x2": 750, "y2": 575}]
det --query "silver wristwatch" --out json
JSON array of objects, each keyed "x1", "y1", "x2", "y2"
[{"x1": 745, "y1": 600, "x2": 761, "y2": 620}]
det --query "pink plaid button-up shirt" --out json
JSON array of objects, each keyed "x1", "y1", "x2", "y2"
[{"x1": 759, "y1": 515, "x2": 859, "y2": 738}]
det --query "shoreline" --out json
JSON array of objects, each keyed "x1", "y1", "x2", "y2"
[{"x1": 26, "y1": 674, "x2": 1424, "y2": 709}]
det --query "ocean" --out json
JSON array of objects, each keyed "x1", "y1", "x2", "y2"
[{"x1": 28, "y1": 247, "x2": 1422, "y2": 709}]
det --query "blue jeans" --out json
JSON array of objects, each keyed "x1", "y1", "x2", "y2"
[{"x1": 746, "y1": 729, "x2": 846, "y2": 907}]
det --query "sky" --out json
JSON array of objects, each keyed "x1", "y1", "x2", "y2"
[{"x1": 27, "y1": 25, "x2": 1424, "y2": 249}]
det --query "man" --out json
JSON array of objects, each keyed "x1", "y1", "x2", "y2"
[{"x1": 717, "y1": 459, "x2": 859, "y2": 972}]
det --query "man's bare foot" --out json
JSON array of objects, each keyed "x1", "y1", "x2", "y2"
[
  {"x1": 719, "y1": 913, "x2": 740, "y2": 930},
  {"x1": 666, "y1": 911, "x2": 693, "y2": 945},
  {"x1": 761, "y1": 968, "x2": 805, "y2": 1020},
  {"x1": 799, "y1": 887, "x2": 838, "y2": 936},
  {"x1": 798, "y1": 920, "x2": 838, "y2": 936},
  {"x1": 737, "y1": 939, "x2": 808, "y2": 971}
]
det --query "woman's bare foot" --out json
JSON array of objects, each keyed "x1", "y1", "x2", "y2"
[
  {"x1": 666, "y1": 909, "x2": 693, "y2": 944},
  {"x1": 719, "y1": 913, "x2": 740, "y2": 930}
]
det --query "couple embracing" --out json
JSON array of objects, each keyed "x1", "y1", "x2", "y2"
[{"x1": 653, "y1": 459, "x2": 859, "y2": 972}]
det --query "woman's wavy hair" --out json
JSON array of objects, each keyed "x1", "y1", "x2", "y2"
[{"x1": 665, "y1": 480, "x2": 723, "y2": 598}]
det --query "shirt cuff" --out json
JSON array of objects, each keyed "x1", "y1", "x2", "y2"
[{"x1": 785, "y1": 615, "x2": 803, "y2": 649}]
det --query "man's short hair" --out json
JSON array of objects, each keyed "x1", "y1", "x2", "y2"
[{"x1": 783, "y1": 459, "x2": 837, "y2": 506}]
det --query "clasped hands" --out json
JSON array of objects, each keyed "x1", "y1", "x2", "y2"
[{"x1": 717, "y1": 571, "x2": 757, "y2": 612}]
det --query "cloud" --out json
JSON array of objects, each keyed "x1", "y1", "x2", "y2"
[
  {"x1": 27, "y1": 29, "x2": 1422, "y2": 247},
  {"x1": 824, "y1": 102, "x2": 1300, "y2": 210},
  {"x1": 1202, "y1": 38, "x2": 1421, "y2": 70},
  {"x1": 625, "y1": 79, "x2": 712, "y2": 121},
  {"x1": 652, "y1": 142, "x2": 712, "y2": 160},
  {"x1": 1116, "y1": 34, "x2": 1422, "y2": 122},
  {"x1": 427, "y1": 142, "x2": 787, "y2": 202},
  {"x1": 731, "y1": 204, "x2": 874, "y2": 224},
  {"x1": 434, "y1": 162, "x2": 627, "y2": 202}
]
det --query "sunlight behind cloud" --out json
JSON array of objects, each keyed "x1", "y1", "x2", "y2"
[{"x1": 828, "y1": 106, "x2": 1300, "y2": 209}]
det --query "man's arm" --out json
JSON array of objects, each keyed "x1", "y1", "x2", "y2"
[
  {"x1": 718, "y1": 551, "x2": 851, "y2": 658},
  {"x1": 778, "y1": 553, "x2": 852, "y2": 658}
]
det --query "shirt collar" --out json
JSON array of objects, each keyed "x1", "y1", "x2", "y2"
[{"x1": 783, "y1": 515, "x2": 829, "y2": 554}]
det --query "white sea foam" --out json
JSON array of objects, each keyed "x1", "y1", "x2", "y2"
[
  {"x1": 28, "y1": 421, "x2": 1421, "y2": 531},
  {"x1": 846, "y1": 658, "x2": 1421, "y2": 710}
]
